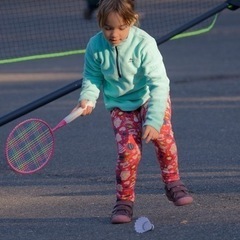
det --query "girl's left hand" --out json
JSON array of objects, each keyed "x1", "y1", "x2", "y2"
[{"x1": 142, "y1": 125, "x2": 159, "y2": 143}]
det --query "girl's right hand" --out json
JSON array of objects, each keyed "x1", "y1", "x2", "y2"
[{"x1": 73, "y1": 99, "x2": 94, "y2": 116}]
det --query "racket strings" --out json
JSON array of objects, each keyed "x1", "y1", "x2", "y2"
[
  {"x1": 6, "y1": 120, "x2": 54, "y2": 173},
  {"x1": 9, "y1": 122, "x2": 50, "y2": 153}
]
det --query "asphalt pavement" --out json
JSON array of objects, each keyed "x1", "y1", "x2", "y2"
[{"x1": 0, "y1": 7, "x2": 239, "y2": 240}]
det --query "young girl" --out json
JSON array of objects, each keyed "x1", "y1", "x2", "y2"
[{"x1": 74, "y1": 0, "x2": 193, "y2": 224}]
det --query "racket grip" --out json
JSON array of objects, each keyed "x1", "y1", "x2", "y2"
[{"x1": 64, "y1": 101, "x2": 95, "y2": 124}]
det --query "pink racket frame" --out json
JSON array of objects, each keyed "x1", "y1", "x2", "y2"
[{"x1": 5, "y1": 118, "x2": 55, "y2": 174}]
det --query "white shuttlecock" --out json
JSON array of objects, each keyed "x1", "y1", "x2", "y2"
[{"x1": 134, "y1": 217, "x2": 154, "y2": 233}]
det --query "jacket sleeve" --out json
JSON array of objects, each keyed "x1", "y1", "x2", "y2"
[
  {"x1": 79, "y1": 40, "x2": 104, "y2": 103},
  {"x1": 141, "y1": 38, "x2": 170, "y2": 131}
]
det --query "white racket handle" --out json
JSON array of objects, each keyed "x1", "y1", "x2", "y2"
[{"x1": 63, "y1": 101, "x2": 95, "y2": 124}]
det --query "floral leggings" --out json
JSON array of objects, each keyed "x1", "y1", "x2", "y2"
[{"x1": 110, "y1": 99, "x2": 180, "y2": 202}]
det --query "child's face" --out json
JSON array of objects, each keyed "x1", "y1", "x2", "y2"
[{"x1": 102, "y1": 12, "x2": 131, "y2": 46}]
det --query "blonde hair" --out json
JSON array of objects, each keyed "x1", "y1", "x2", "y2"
[{"x1": 97, "y1": 0, "x2": 138, "y2": 28}]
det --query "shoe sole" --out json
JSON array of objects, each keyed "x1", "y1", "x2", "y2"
[
  {"x1": 111, "y1": 215, "x2": 132, "y2": 224},
  {"x1": 174, "y1": 196, "x2": 193, "y2": 206}
]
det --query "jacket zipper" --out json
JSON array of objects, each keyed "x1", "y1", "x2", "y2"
[{"x1": 115, "y1": 47, "x2": 122, "y2": 78}]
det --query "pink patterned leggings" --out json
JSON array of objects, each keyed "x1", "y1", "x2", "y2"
[{"x1": 110, "y1": 99, "x2": 180, "y2": 202}]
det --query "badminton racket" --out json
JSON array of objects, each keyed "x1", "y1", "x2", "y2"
[{"x1": 5, "y1": 101, "x2": 95, "y2": 174}]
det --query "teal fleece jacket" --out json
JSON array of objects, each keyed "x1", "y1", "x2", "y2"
[{"x1": 79, "y1": 26, "x2": 170, "y2": 131}]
